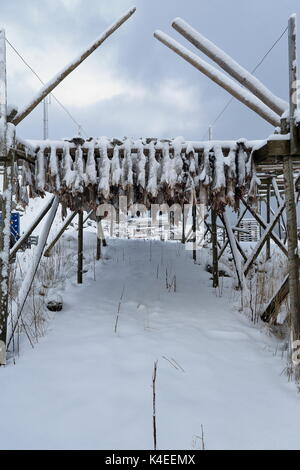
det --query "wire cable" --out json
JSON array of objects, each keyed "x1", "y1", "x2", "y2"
[
  {"x1": 201, "y1": 26, "x2": 288, "y2": 140},
  {"x1": 6, "y1": 37, "x2": 89, "y2": 138}
]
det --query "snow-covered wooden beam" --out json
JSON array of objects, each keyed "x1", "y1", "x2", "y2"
[
  {"x1": 243, "y1": 200, "x2": 286, "y2": 276},
  {"x1": 283, "y1": 13, "x2": 300, "y2": 352},
  {"x1": 261, "y1": 274, "x2": 289, "y2": 322},
  {"x1": 9, "y1": 195, "x2": 56, "y2": 261},
  {"x1": 154, "y1": 30, "x2": 281, "y2": 127},
  {"x1": 172, "y1": 18, "x2": 288, "y2": 116},
  {"x1": 44, "y1": 210, "x2": 78, "y2": 258},
  {"x1": 25, "y1": 137, "x2": 260, "y2": 158},
  {"x1": 7, "y1": 197, "x2": 59, "y2": 350},
  {"x1": 0, "y1": 29, "x2": 8, "y2": 365},
  {"x1": 219, "y1": 213, "x2": 243, "y2": 288},
  {"x1": 241, "y1": 197, "x2": 288, "y2": 256},
  {"x1": 11, "y1": 7, "x2": 136, "y2": 126}
]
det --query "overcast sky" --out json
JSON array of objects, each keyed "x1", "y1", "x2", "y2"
[{"x1": 2, "y1": 0, "x2": 300, "y2": 142}]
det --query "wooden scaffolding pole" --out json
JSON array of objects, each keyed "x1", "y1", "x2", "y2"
[
  {"x1": 220, "y1": 213, "x2": 243, "y2": 289},
  {"x1": 172, "y1": 17, "x2": 287, "y2": 115},
  {"x1": 77, "y1": 211, "x2": 84, "y2": 284},
  {"x1": 285, "y1": 15, "x2": 300, "y2": 355},
  {"x1": 211, "y1": 209, "x2": 219, "y2": 288},
  {"x1": 44, "y1": 210, "x2": 78, "y2": 257},
  {"x1": 154, "y1": 30, "x2": 281, "y2": 127},
  {"x1": 7, "y1": 197, "x2": 59, "y2": 350},
  {"x1": 12, "y1": 7, "x2": 136, "y2": 126},
  {"x1": 9, "y1": 195, "x2": 56, "y2": 261},
  {"x1": 266, "y1": 181, "x2": 271, "y2": 260},
  {"x1": 192, "y1": 203, "x2": 197, "y2": 262},
  {"x1": 0, "y1": 30, "x2": 13, "y2": 365}
]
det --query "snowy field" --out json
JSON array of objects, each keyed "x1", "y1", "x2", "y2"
[{"x1": 1, "y1": 215, "x2": 300, "y2": 450}]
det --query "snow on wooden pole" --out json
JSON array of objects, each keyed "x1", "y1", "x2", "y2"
[
  {"x1": 192, "y1": 203, "x2": 197, "y2": 262},
  {"x1": 77, "y1": 211, "x2": 84, "y2": 284},
  {"x1": 7, "y1": 196, "x2": 59, "y2": 350},
  {"x1": 44, "y1": 210, "x2": 78, "y2": 258},
  {"x1": 243, "y1": 200, "x2": 286, "y2": 277},
  {"x1": 154, "y1": 31, "x2": 281, "y2": 127},
  {"x1": 172, "y1": 18, "x2": 287, "y2": 116},
  {"x1": 0, "y1": 30, "x2": 13, "y2": 365},
  {"x1": 220, "y1": 213, "x2": 243, "y2": 289},
  {"x1": 284, "y1": 14, "x2": 300, "y2": 366},
  {"x1": 9, "y1": 195, "x2": 56, "y2": 261},
  {"x1": 12, "y1": 7, "x2": 136, "y2": 126},
  {"x1": 241, "y1": 198, "x2": 288, "y2": 256},
  {"x1": 266, "y1": 180, "x2": 271, "y2": 260},
  {"x1": 211, "y1": 209, "x2": 219, "y2": 288}
]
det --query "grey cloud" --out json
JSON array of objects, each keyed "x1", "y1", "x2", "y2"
[{"x1": 2, "y1": 0, "x2": 300, "y2": 142}]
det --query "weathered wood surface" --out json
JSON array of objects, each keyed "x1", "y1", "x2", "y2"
[
  {"x1": 10, "y1": 196, "x2": 56, "y2": 261},
  {"x1": 261, "y1": 275, "x2": 289, "y2": 322},
  {"x1": 243, "y1": 200, "x2": 286, "y2": 276},
  {"x1": 7, "y1": 197, "x2": 59, "y2": 350},
  {"x1": 0, "y1": 30, "x2": 12, "y2": 365},
  {"x1": 11, "y1": 8, "x2": 136, "y2": 126},
  {"x1": 44, "y1": 210, "x2": 78, "y2": 257},
  {"x1": 154, "y1": 30, "x2": 281, "y2": 127},
  {"x1": 172, "y1": 17, "x2": 287, "y2": 115},
  {"x1": 285, "y1": 14, "x2": 300, "y2": 350}
]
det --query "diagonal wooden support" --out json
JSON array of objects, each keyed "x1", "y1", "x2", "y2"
[
  {"x1": 218, "y1": 208, "x2": 247, "y2": 260},
  {"x1": 154, "y1": 30, "x2": 281, "y2": 127},
  {"x1": 11, "y1": 7, "x2": 136, "y2": 126},
  {"x1": 272, "y1": 177, "x2": 287, "y2": 234},
  {"x1": 219, "y1": 213, "x2": 243, "y2": 288},
  {"x1": 241, "y1": 198, "x2": 288, "y2": 257},
  {"x1": 7, "y1": 196, "x2": 59, "y2": 351},
  {"x1": 243, "y1": 200, "x2": 286, "y2": 276},
  {"x1": 261, "y1": 275, "x2": 289, "y2": 323},
  {"x1": 10, "y1": 195, "x2": 55, "y2": 261},
  {"x1": 172, "y1": 18, "x2": 287, "y2": 116},
  {"x1": 44, "y1": 210, "x2": 78, "y2": 257}
]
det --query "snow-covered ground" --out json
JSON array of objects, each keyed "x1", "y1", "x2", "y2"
[{"x1": 1, "y1": 225, "x2": 300, "y2": 450}]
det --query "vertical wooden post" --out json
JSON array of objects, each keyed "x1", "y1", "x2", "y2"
[
  {"x1": 159, "y1": 211, "x2": 163, "y2": 241},
  {"x1": 211, "y1": 209, "x2": 219, "y2": 288},
  {"x1": 96, "y1": 216, "x2": 101, "y2": 261},
  {"x1": 266, "y1": 181, "x2": 271, "y2": 260},
  {"x1": 0, "y1": 30, "x2": 12, "y2": 365},
  {"x1": 192, "y1": 204, "x2": 197, "y2": 262},
  {"x1": 170, "y1": 210, "x2": 175, "y2": 241},
  {"x1": 286, "y1": 14, "x2": 300, "y2": 371},
  {"x1": 259, "y1": 198, "x2": 263, "y2": 238},
  {"x1": 181, "y1": 205, "x2": 186, "y2": 244},
  {"x1": 77, "y1": 211, "x2": 84, "y2": 284},
  {"x1": 96, "y1": 237, "x2": 101, "y2": 261}
]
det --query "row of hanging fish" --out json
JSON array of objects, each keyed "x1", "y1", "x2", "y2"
[{"x1": 15, "y1": 136, "x2": 259, "y2": 212}]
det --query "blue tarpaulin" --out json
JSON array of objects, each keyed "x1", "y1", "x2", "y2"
[{"x1": 0, "y1": 213, "x2": 20, "y2": 242}]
